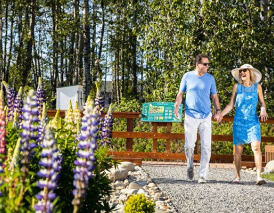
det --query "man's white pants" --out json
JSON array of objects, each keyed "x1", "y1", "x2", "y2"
[{"x1": 184, "y1": 113, "x2": 212, "y2": 179}]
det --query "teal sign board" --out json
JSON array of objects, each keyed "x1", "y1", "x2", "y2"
[{"x1": 141, "y1": 102, "x2": 183, "y2": 122}]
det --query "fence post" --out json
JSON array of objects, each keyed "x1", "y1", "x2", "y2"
[
  {"x1": 166, "y1": 123, "x2": 172, "y2": 153},
  {"x1": 126, "y1": 118, "x2": 133, "y2": 151},
  {"x1": 194, "y1": 140, "x2": 198, "y2": 154},
  {"x1": 152, "y1": 123, "x2": 158, "y2": 153}
]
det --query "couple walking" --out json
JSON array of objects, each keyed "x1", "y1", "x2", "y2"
[{"x1": 174, "y1": 54, "x2": 268, "y2": 185}]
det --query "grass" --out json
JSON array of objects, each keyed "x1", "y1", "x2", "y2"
[{"x1": 262, "y1": 173, "x2": 274, "y2": 181}]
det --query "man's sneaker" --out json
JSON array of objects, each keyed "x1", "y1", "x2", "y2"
[
  {"x1": 187, "y1": 167, "x2": 194, "y2": 180},
  {"x1": 198, "y1": 176, "x2": 207, "y2": 184}
]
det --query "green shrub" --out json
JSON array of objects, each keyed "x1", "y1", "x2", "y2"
[{"x1": 124, "y1": 194, "x2": 155, "y2": 213}]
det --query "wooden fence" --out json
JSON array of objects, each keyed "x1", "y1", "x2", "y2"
[{"x1": 47, "y1": 110, "x2": 274, "y2": 166}]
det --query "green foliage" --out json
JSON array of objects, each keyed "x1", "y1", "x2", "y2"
[
  {"x1": 124, "y1": 194, "x2": 155, "y2": 213},
  {"x1": 262, "y1": 173, "x2": 274, "y2": 181},
  {"x1": 114, "y1": 98, "x2": 142, "y2": 112}
]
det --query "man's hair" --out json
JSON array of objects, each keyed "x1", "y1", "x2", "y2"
[{"x1": 194, "y1": 54, "x2": 209, "y2": 65}]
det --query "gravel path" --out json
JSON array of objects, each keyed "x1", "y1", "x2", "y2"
[{"x1": 143, "y1": 165, "x2": 274, "y2": 213}]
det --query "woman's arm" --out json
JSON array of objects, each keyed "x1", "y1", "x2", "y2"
[
  {"x1": 257, "y1": 84, "x2": 268, "y2": 121},
  {"x1": 221, "y1": 84, "x2": 237, "y2": 117}
]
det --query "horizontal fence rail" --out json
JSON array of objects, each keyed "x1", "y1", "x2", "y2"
[{"x1": 47, "y1": 110, "x2": 274, "y2": 166}]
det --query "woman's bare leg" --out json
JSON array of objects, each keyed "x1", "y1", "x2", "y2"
[
  {"x1": 234, "y1": 145, "x2": 244, "y2": 179},
  {"x1": 251, "y1": 141, "x2": 262, "y2": 179}
]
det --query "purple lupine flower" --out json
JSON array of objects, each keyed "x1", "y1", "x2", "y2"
[
  {"x1": 20, "y1": 90, "x2": 39, "y2": 183},
  {"x1": 34, "y1": 126, "x2": 62, "y2": 213},
  {"x1": 14, "y1": 87, "x2": 23, "y2": 124},
  {"x1": 0, "y1": 90, "x2": 6, "y2": 196},
  {"x1": 37, "y1": 104, "x2": 48, "y2": 143},
  {"x1": 94, "y1": 82, "x2": 104, "y2": 112},
  {"x1": 72, "y1": 101, "x2": 99, "y2": 211},
  {"x1": 2, "y1": 81, "x2": 16, "y2": 122},
  {"x1": 101, "y1": 104, "x2": 113, "y2": 147},
  {"x1": 36, "y1": 77, "x2": 46, "y2": 118},
  {"x1": 94, "y1": 82, "x2": 105, "y2": 143}
]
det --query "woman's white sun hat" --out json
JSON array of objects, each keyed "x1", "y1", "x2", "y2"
[{"x1": 231, "y1": 64, "x2": 262, "y2": 83}]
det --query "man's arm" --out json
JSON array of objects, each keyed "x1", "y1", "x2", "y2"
[
  {"x1": 211, "y1": 94, "x2": 221, "y2": 110},
  {"x1": 211, "y1": 93, "x2": 222, "y2": 121},
  {"x1": 174, "y1": 91, "x2": 184, "y2": 117}
]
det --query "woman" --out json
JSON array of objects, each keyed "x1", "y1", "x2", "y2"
[{"x1": 216, "y1": 64, "x2": 268, "y2": 185}]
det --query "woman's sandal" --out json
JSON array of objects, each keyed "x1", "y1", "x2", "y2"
[{"x1": 232, "y1": 178, "x2": 241, "y2": 184}]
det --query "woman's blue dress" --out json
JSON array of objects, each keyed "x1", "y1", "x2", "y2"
[{"x1": 233, "y1": 83, "x2": 261, "y2": 145}]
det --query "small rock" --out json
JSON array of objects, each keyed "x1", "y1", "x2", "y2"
[
  {"x1": 128, "y1": 181, "x2": 147, "y2": 189},
  {"x1": 118, "y1": 162, "x2": 136, "y2": 172},
  {"x1": 264, "y1": 160, "x2": 274, "y2": 174},
  {"x1": 106, "y1": 168, "x2": 128, "y2": 181},
  {"x1": 154, "y1": 192, "x2": 165, "y2": 200},
  {"x1": 148, "y1": 182, "x2": 156, "y2": 188}
]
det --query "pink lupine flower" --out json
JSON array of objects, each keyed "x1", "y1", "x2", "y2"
[{"x1": 0, "y1": 90, "x2": 7, "y2": 196}]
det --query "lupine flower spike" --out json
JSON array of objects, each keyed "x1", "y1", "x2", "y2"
[
  {"x1": 10, "y1": 138, "x2": 21, "y2": 171},
  {"x1": 34, "y1": 126, "x2": 62, "y2": 213},
  {"x1": 14, "y1": 87, "x2": 23, "y2": 124},
  {"x1": 2, "y1": 81, "x2": 16, "y2": 122},
  {"x1": 64, "y1": 100, "x2": 74, "y2": 131},
  {"x1": 72, "y1": 100, "x2": 99, "y2": 213},
  {"x1": 0, "y1": 90, "x2": 7, "y2": 196},
  {"x1": 101, "y1": 104, "x2": 113, "y2": 147},
  {"x1": 49, "y1": 109, "x2": 61, "y2": 130},
  {"x1": 94, "y1": 82, "x2": 104, "y2": 112},
  {"x1": 20, "y1": 90, "x2": 39, "y2": 183},
  {"x1": 12, "y1": 109, "x2": 19, "y2": 128},
  {"x1": 73, "y1": 101, "x2": 82, "y2": 134},
  {"x1": 38, "y1": 103, "x2": 48, "y2": 143},
  {"x1": 94, "y1": 82, "x2": 104, "y2": 141},
  {"x1": 37, "y1": 77, "x2": 46, "y2": 119}
]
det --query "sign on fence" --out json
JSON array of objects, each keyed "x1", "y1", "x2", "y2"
[{"x1": 141, "y1": 102, "x2": 183, "y2": 122}]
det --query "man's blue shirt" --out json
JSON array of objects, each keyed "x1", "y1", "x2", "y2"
[{"x1": 179, "y1": 71, "x2": 217, "y2": 119}]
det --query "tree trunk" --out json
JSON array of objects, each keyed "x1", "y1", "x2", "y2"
[
  {"x1": 91, "y1": 2, "x2": 97, "y2": 83},
  {"x1": 6, "y1": 1, "x2": 14, "y2": 82},
  {"x1": 83, "y1": 0, "x2": 91, "y2": 100},
  {"x1": 121, "y1": 10, "x2": 125, "y2": 98},
  {"x1": 70, "y1": 0, "x2": 79, "y2": 85},
  {"x1": 16, "y1": 4, "x2": 23, "y2": 87},
  {"x1": 51, "y1": 0, "x2": 58, "y2": 105},
  {"x1": 131, "y1": 0, "x2": 138, "y2": 99},
  {"x1": 96, "y1": 0, "x2": 105, "y2": 83},
  {"x1": 23, "y1": 0, "x2": 35, "y2": 87},
  {"x1": 140, "y1": 50, "x2": 144, "y2": 101}
]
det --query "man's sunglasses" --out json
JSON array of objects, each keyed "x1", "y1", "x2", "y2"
[
  {"x1": 200, "y1": 63, "x2": 210, "y2": 66},
  {"x1": 239, "y1": 69, "x2": 248, "y2": 73}
]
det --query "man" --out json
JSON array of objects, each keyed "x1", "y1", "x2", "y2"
[{"x1": 174, "y1": 54, "x2": 222, "y2": 183}]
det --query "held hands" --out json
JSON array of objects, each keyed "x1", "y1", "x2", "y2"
[
  {"x1": 214, "y1": 111, "x2": 223, "y2": 123},
  {"x1": 260, "y1": 107, "x2": 268, "y2": 122}
]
